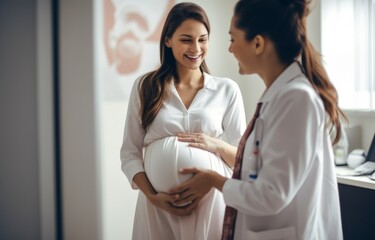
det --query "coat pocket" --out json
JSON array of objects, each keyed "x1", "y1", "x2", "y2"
[{"x1": 246, "y1": 226, "x2": 297, "y2": 240}]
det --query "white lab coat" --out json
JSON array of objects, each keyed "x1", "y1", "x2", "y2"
[
  {"x1": 222, "y1": 62, "x2": 343, "y2": 240},
  {"x1": 121, "y1": 72, "x2": 246, "y2": 240}
]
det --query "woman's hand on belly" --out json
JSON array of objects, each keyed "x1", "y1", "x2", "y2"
[
  {"x1": 169, "y1": 167, "x2": 228, "y2": 206},
  {"x1": 133, "y1": 172, "x2": 197, "y2": 216},
  {"x1": 148, "y1": 192, "x2": 198, "y2": 216},
  {"x1": 177, "y1": 132, "x2": 237, "y2": 167}
]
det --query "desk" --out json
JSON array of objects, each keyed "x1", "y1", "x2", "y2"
[
  {"x1": 335, "y1": 166, "x2": 375, "y2": 239},
  {"x1": 335, "y1": 166, "x2": 375, "y2": 190}
]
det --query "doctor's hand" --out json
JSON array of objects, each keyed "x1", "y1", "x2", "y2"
[
  {"x1": 177, "y1": 133, "x2": 237, "y2": 167},
  {"x1": 148, "y1": 191, "x2": 197, "y2": 216},
  {"x1": 177, "y1": 132, "x2": 220, "y2": 153},
  {"x1": 169, "y1": 168, "x2": 228, "y2": 206}
]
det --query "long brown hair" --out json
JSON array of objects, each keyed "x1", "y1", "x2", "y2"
[
  {"x1": 234, "y1": 0, "x2": 347, "y2": 144},
  {"x1": 139, "y1": 2, "x2": 210, "y2": 131}
]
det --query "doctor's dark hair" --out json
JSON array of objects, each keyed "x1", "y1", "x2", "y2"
[
  {"x1": 233, "y1": 0, "x2": 346, "y2": 144},
  {"x1": 139, "y1": 2, "x2": 210, "y2": 131}
]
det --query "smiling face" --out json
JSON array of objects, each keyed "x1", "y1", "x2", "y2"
[
  {"x1": 228, "y1": 16, "x2": 257, "y2": 75},
  {"x1": 165, "y1": 19, "x2": 209, "y2": 72}
]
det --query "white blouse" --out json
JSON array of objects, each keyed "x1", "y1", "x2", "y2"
[{"x1": 120, "y1": 72, "x2": 246, "y2": 188}]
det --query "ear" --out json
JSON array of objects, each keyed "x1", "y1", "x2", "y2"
[
  {"x1": 165, "y1": 38, "x2": 171, "y2": 48},
  {"x1": 254, "y1": 35, "x2": 265, "y2": 55}
]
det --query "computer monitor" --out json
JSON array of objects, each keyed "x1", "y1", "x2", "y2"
[{"x1": 366, "y1": 134, "x2": 375, "y2": 162}]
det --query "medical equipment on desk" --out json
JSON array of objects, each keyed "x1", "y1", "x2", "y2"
[
  {"x1": 334, "y1": 126, "x2": 349, "y2": 166},
  {"x1": 347, "y1": 149, "x2": 366, "y2": 169},
  {"x1": 337, "y1": 133, "x2": 375, "y2": 177},
  {"x1": 352, "y1": 133, "x2": 375, "y2": 177}
]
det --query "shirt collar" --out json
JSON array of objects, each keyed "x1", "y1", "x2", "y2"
[
  {"x1": 172, "y1": 72, "x2": 217, "y2": 91},
  {"x1": 259, "y1": 61, "x2": 305, "y2": 104},
  {"x1": 202, "y1": 72, "x2": 217, "y2": 90}
]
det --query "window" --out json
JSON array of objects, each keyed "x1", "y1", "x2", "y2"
[{"x1": 321, "y1": 0, "x2": 375, "y2": 110}]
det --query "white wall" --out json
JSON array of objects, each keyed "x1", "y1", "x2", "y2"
[{"x1": 344, "y1": 112, "x2": 375, "y2": 150}]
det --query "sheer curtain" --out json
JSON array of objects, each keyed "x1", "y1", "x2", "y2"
[{"x1": 321, "y1": 0, "x2": 374, "y2": 110}]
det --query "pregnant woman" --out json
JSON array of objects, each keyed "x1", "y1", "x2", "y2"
[{"x1": 120, "y1": 2, "x2": 246, "y2": 240}]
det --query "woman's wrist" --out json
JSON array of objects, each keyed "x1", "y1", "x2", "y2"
[
  {"x1": 133, "y1": 172, "x2": 157, "y2": 199},
  {"x1": 215, "y1": 139, "x2": 225, "y2": 154},
  {"x1": 209, "y1": 171, "x2": 228, "y2": 192},
  {"x1": 215, "y1": 139, "x2": 230, "y2": 159},
  {"x1": 215, "y1": 140, "x2": 236, "y2": 167},
  {"x1": 144, "y1": 189, "x2": 157, "y2": 199}
]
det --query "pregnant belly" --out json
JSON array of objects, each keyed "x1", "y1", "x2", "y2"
[{"x1": 144, "y1": 136, "x2": 220, "y2": 193}]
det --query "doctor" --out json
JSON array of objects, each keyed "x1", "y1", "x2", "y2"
[{"x1": 170, "y1": 0, "x2": 345, "y2": 239}]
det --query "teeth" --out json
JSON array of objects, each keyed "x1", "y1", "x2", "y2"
[{"x1": 186, "y1": 55, "x2": 200, "y2": 59}]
